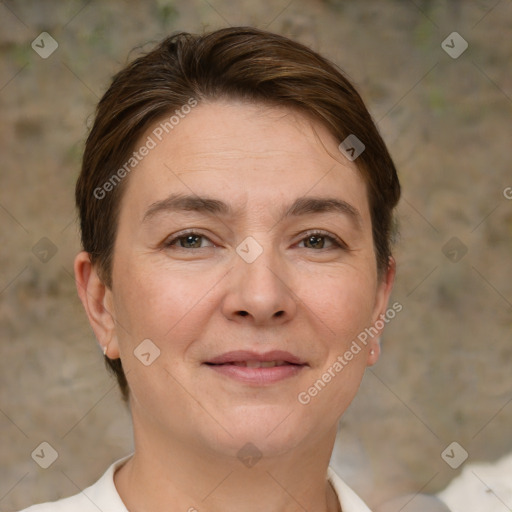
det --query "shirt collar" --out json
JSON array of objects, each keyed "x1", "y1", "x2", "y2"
[{"x1": 90, "y1": 456, "x2": 371, "y2": 512}]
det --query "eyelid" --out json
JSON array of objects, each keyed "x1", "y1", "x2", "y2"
[
  {"x1": 162, "y1": 228, "x2": 216, "y2": 248},
  {"x1": 295, "y1": 229, "x2": 348, "y2": 250}
]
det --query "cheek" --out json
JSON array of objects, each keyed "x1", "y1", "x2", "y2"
[
  {"x1": 111, "y1": 266, "x2": 200, "y2": 399},
  {"x1": 298, "y1": 276, "x2": 375, "y2": 420},
  {"x1": 112, "y1": 260, "x2": 216, "y2": 353},
  {"x1": 307, "y1": 267, "x2": 377, "y2": 342},
  {"x1": 111, "y1": 262, "x2": 180, "y2": 347}
]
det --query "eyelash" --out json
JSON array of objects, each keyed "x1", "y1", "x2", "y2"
[{"x1": 162, "y1": 229, "x2": 347, "y2": 251}]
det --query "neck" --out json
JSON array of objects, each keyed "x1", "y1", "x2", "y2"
[{"x1": 114, "y1": 421, "x2": 341, "y2": 512}]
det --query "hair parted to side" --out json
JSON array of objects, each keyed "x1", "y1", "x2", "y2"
[{"x1": 76, "y1": 26, "x2": 401, "y2": 402}]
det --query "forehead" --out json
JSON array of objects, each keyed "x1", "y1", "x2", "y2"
[{"x1": 119, "y1": 100, "x2": 370, "y2": 224}]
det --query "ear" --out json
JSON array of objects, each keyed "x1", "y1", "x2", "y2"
[
  {"x1": 367, "y1": 256, "x2": 396, "y2": 366},
  {"x1": 74, "y1": 251, "x2": 120, "y2": 359}
]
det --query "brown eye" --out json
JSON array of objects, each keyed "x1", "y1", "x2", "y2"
[
  {"x1": 304, "y1": 234, "x2": 327, "y2": 249},
  {"x1": 164, "y1": 232, "x2": 214, "y2": 249},
  {"x1": 176, "y1": 235, "x2": 203, "y2": 248},
  {"x1": 298, "y1": 231, "x2": 343, "y2": 250}
]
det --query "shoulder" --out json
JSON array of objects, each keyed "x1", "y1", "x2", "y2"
[
  {"x1": 19, "y1": 493, "x2": 97, "y2": 512},
  {"x1": 437, "y1": 452, "x2": 512, "y2": 512},
  {"x1": 327, "y1": 466, "x2": 373, "y2": 512},
  {"x1": 17, "y1": 455, "x2": 132, "y2": 512},
  {"x1": 375, "y1": 494, "x2": 451, "y2": 511}
]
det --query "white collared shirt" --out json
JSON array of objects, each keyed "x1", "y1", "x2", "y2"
[
  {"x1": 19, "y1": 455, "x2": 372, "y2": 512},
  {"x1": 437, "y1": 451, "x2": 512, "y2": 512}
]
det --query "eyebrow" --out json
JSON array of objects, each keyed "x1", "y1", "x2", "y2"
[{"x1": 142, "y1": 193, "x2": 361, "y2": 228}]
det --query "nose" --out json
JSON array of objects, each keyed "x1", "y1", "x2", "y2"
[{"x1": 221, "y1": 241, "x2": 298, "y2": 326}]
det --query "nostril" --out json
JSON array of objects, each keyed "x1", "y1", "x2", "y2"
[
  {"x1": 274, "y1": 311, "x2": 284, "y2": 317},
  {"x1": 238, "y1": 311, "x2": 249, "y2": 316}
]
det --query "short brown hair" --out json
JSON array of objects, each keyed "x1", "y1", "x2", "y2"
[{"x1": 76, "y1": 26, "x2": 401, "y2": 402}]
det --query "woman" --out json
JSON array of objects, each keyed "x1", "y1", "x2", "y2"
[{"x1": 21, "y1": 27, "x2": 400, "y2": 512}]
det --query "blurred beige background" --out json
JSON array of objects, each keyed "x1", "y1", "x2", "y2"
[{"x1": 1, "y1": 0, "x2": 511, "y2": 510}]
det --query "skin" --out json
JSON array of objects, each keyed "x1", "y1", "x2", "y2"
[{"x1": 75, "y1": 100, "x2": 395, "y2": 512}]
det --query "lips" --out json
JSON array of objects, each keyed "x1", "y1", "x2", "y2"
[
  {"x1": 227, "y1": 360, "x2": 288, "y2": 368},
  {"x1": 204, "y1": 350, "x2": 307, "y2": 385},
  {"x1": 205, "y1": 350, "x2": 306, "y2": 366}
]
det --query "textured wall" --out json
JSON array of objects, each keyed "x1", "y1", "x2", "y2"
[{"x1": 1, "y1": 0, "x2": 511, "y2": 510}]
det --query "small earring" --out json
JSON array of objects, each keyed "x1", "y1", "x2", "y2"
[
  {"x1": 103, "y1": 345, "x2": 108, "y2": 356},
  {"x1": 370, "y1": 349, "x2": 375, "y2": 355}
]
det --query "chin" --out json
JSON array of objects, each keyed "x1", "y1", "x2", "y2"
[{"x1": 200, "y1": 404, "x2": 322, "y2": 460}]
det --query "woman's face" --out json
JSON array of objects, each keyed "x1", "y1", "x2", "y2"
[{"x1": 105, "y1": 100, "x2": 394, "y2": 458}]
